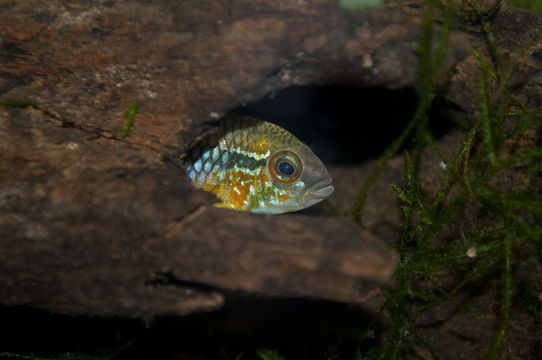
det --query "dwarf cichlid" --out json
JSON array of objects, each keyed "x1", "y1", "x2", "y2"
[{"x1": 183, "y1": 115, "x2": 334, "y2": 214}]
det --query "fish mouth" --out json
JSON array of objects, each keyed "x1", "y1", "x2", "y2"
[
  {"x1": 297, "y1": 176, "x2": 334, "y2": 207},
  {"x1": 310, "y1": 181, "x2": 334, "y2": 199}
]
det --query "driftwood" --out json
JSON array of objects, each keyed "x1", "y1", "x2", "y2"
[
  {"x1": 1, "y1": 0, "x2": 541, "y2": 319},
  {"x1": 0, "y1": 105, "x2": 396, "y2": 317}
]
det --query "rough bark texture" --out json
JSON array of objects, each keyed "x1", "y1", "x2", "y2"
[
  {"x1": 0, "y1": 0, "x2": 422, "y2": 317},
  {"x1": 0, "y1": 0, "x2": 541, "y2": 349},
  {"x1": 0, "y1": 103, "x2": 399, "y2": 317}
]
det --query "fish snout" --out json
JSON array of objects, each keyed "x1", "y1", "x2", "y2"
[
  {"x1": 308, "y1": 176, "x2": 334, "y2": 199},
  {"x1": 296, "y1": 175, "x2": 334, "y2": 208}
]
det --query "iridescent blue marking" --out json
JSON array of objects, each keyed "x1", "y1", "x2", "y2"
[
  {"x1": 194, "y1": 159, "x2": 202, "y2": 172},
  {"x1": 201, "y1": 149, "x2": 210, "y2": 161},
  {"x1": 204, "y1": 161, "x2": 211, "y2": 172},
  {"x1": 211, "y1": 147, "x2": 220, "y2": 162},
  {"x1": 188, "y1": 169, "x2": 196, "y2": 180}
]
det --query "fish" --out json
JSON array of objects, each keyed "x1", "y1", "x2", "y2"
[{"x1": 183, "y1": 115, "x2": 334, "y2": 214}]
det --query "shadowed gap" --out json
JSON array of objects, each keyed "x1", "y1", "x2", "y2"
[
  {"x1": 232, "y1": 85, "x2": 459, "y2": 165},
  {"x1": 1, "y1": 297, "x2": 376, "y2": 360}
]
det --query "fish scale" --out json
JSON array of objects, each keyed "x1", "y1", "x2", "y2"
[{"x1": 183, "y1": 115, "x2": 334, "y2": 214}]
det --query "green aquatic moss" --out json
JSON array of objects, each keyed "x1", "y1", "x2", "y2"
[
  {"x1": 506, "y1": 0, "x2": 542, "y2": 15},
  {"x1": 0, "y1": 98, "x2": 37, "y2": 108},
  {"x1": 257, "y1": 350, "x2": 287, "y2": 360},
  {"x1": 0, "y1": 341, "x2": 132, "y2": 360},
  {"x1": 351, "y1": 0, "x2": 542, "y2": 359},
  {"x1": 339, "y1": 0, "x2": 383, "y2": 9},
  {"x1": 352, "y1": 0, "x2": 453, "y2": 226},
  {"x1": 0, "y1": 353, "x2": 103, "y2": 360},
  {"x1": 120, "y1": 102, "x2": 138, "y2": 138},
  {"x1": 353, "y1": 0, "x2": 542, "y2": 359}
]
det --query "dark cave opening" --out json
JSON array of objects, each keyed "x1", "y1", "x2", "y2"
[{"x1": 232, "y1": 85, "x2": 459, "y2": 165}]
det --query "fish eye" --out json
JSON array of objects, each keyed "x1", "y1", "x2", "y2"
[
  {"x1": 269, "y1": 150, "x2": 302, "y2": 184},
  {"x1": 278, "y1": 160, "x2": 295, "y2": 176}
]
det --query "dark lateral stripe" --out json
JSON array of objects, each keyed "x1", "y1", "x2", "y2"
[{"x1": 225, "y1": 151, "x2": 266, "y2": 171}]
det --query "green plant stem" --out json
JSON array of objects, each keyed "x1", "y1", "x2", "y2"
[{"x1": 351, "y1": 115, "x2": 417, "y2": 225}]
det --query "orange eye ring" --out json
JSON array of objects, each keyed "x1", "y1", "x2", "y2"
[{"x1": 268, "y1": 150, "x2": 302, "y2": 184}]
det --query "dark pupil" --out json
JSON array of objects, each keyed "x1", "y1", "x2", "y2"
[{"x1": 278, "y1": 161, "x2": 295, "y2": 176}]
